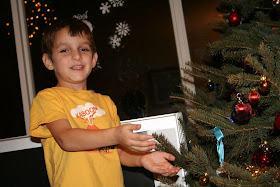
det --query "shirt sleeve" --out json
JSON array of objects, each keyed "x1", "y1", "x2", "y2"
[
  {"x1": 106, "y1": 96, "x2": 121, "y2": 128},
  {"x1": 30, "y1": 90, "x2": 67, "y2": 138}
]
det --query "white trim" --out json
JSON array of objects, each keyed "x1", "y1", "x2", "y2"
[
  {"x1": 169, "y1": 0, "x2": 195, "y2": 94},
  {"x1": 10, "y1": 0, "x2": 35, "y2": 135},
  {"x1": 0, "y1": 136, "x2": 41, "y2": 153}
]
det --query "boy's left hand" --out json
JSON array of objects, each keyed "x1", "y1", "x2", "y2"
[{"x1": 140, "y1": 151, "x2": 181, "y2": 177}]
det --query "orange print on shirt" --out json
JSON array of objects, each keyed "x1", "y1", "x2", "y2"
[{"x1": 71, "y1": 102, "x2": 114, "y2": 154}]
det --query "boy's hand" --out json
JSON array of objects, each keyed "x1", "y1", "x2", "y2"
[
  {"x1": 140, "y1": 151, "x2": 181, "y2": 177},
  {"x1": 116, "y1": 124, "x2": 156, "y2": 153}
]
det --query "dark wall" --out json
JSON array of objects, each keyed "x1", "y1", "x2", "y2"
[
  {"x1": 0, "y1": 146, "x2": 154, "y2": 187},
  {"x1": 0, "y1": 147, "x2": 50, "y2": 187}
]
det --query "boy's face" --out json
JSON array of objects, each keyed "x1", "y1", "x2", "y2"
[{"x1": 42, "y1": 27, "x2": 97, "y2": 89}]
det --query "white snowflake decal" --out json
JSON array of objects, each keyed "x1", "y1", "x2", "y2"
[
  {"x1": 82, "y1": 20, "x2": 93, "y2": 32},
  {"x1": 109, "y1": 0, "x2": 124, "y2": 7},
  {"x1": 100, "y1": 2, "x2": 111, "y2": 14},
  {"x1": 109, "y1": 34, "x2": 121, "y2": 48},
  {"x1": 116, "y1": 22, "x2": 130, "y2": 37}
]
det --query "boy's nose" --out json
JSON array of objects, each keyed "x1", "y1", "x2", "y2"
[{"x1": 72, "y1": 51, "x2": 81, "y2": 60}]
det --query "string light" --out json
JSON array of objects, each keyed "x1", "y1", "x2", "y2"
[
  {"x1": 24, "y1": 0, "x2": 57, "y2": 45},
  {"x1": 6, "y1": 22, "x2": 10, "y2": 36}
]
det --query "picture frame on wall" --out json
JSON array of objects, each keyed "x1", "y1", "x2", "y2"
[{"x1": 150, "y1": 68, "x2": 182, "y2": 106}]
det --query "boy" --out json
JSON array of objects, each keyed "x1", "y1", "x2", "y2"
[{"x1": 30, "y1": 18, "x2": 180, "y2": 187}]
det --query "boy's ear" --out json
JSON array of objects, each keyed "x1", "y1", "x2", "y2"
[
  {"x1": 42, "y1": 53, "x2": 54, "y2": 70},
  {"x1": 92, "y1": 52, "x2": 98, "y2": 68}
]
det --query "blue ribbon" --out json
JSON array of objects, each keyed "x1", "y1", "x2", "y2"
[{"x1": 211, "y1": 126, "x2": 224, "y2": 167}]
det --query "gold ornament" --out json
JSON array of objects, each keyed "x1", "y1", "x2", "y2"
[
  {"x1": 258, "y1": 75, "x2": 271, "y2": 95},
  {"x1": 273, "y1": 0, "x2": 280, "y2": 7},
  {"x1": 245, "y1": 163, "x2": 270, "y2": 179},
  {"x1": 199, "y1": 173, "x2": 209, "y2": 185}
]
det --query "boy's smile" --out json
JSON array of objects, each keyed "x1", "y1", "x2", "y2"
[{"x1": 42, "y1": 27, "x2": 98, "y2": 90}]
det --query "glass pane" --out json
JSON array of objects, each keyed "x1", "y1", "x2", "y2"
[
  {"x1": 27, "y1": 0, "x2": 181, "y2": 120},
  {"x1": 0, "y1": 1, "x2": 26, "y2": 139},
  {"x1": 182, "y1": 0, "x2": 223, "y2": 63}
]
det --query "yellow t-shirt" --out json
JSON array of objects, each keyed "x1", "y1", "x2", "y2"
[{"x1": 30, "y1": 87, "x2": 124, "y2": 187}]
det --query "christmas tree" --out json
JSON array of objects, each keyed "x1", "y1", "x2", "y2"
[{"x1": 154, "y1": 0, "x2": 280, "y2": 186}]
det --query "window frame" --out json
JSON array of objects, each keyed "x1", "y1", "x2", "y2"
[
  {"x1": 11, "y1": 0, "x2": 35, "y2": 134},
  {"x1": 0, "y1": 0, "x2": 193, "y2": 153}
]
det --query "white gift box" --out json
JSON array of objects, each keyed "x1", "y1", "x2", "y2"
[{"x1": 121, "y1": 112, "x2": 187, "y2": 187}]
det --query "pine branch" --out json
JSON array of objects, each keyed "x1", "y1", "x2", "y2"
[{"x1": 259, "y1": 43, "x2": 272, "y2": 78}]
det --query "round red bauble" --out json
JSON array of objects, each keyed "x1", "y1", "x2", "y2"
[
  {"x1": 253, "y1": 142, "x2": 275, "y2": 167},
  {"x1": 235, "y1": 102, "x2": 252, "y2": 116},
  {"x1": 232, "y1": 100, "x2": 252, "y2": 125},
  {"x1": 274, "y1": 114, "x2": 280, "y2": 131},
  {"x1": 228, "y1": 12, "x2": 241, "y2": 26},
  {"x1": 235, "y1": 102, "x2": 246, "y2": 115},
  {"x1": 249, "y1": 90, "x2": 260, "y2": 105}
]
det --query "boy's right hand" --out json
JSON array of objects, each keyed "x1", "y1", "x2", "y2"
[{"x1": 115, "y1": 124, "x2": 156, "y2": 153}]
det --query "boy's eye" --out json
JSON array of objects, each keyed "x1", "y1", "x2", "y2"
[
  {"x1": 60, "y1": 49, "x2": 68, "y2": 53},
  {"x1": 81, "y1": 48, "x2": 90, "y2": 52}
]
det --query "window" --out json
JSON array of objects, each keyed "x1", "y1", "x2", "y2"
[{"x1": 0, "y1": 0, "x2": 34, "y2": 140}]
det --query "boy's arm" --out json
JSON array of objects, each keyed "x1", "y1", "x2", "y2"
[
  {"x1": 45, "y1": 119, "x2": 156, "y2": 152},
  {"x1": 118, "y1": 146, "x2": 180, "y2": 177}
]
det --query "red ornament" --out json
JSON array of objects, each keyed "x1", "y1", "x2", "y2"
[
  {"x1": 249, "y1": 89, "x2": 260, "y2": 105},
  {"x1": 253, "y1": 142, "x2": 275, "y2": 167},
  {"x1": 274, "y1": 114, "x2": 280, "y2": 131},
  {"x1": 228, "y1": 11, "x2": 241, "y2": 26},
  {"x1": 231, "y1": 94, "x2": 252, "y2": 125},
  {"x1": 235, "y1": 101, "x2": 252, "y2": 116}
]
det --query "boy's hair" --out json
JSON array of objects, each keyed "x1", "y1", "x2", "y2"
[{"x1": 42, "y1": 17, "x2": 96, "y2": 57}]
